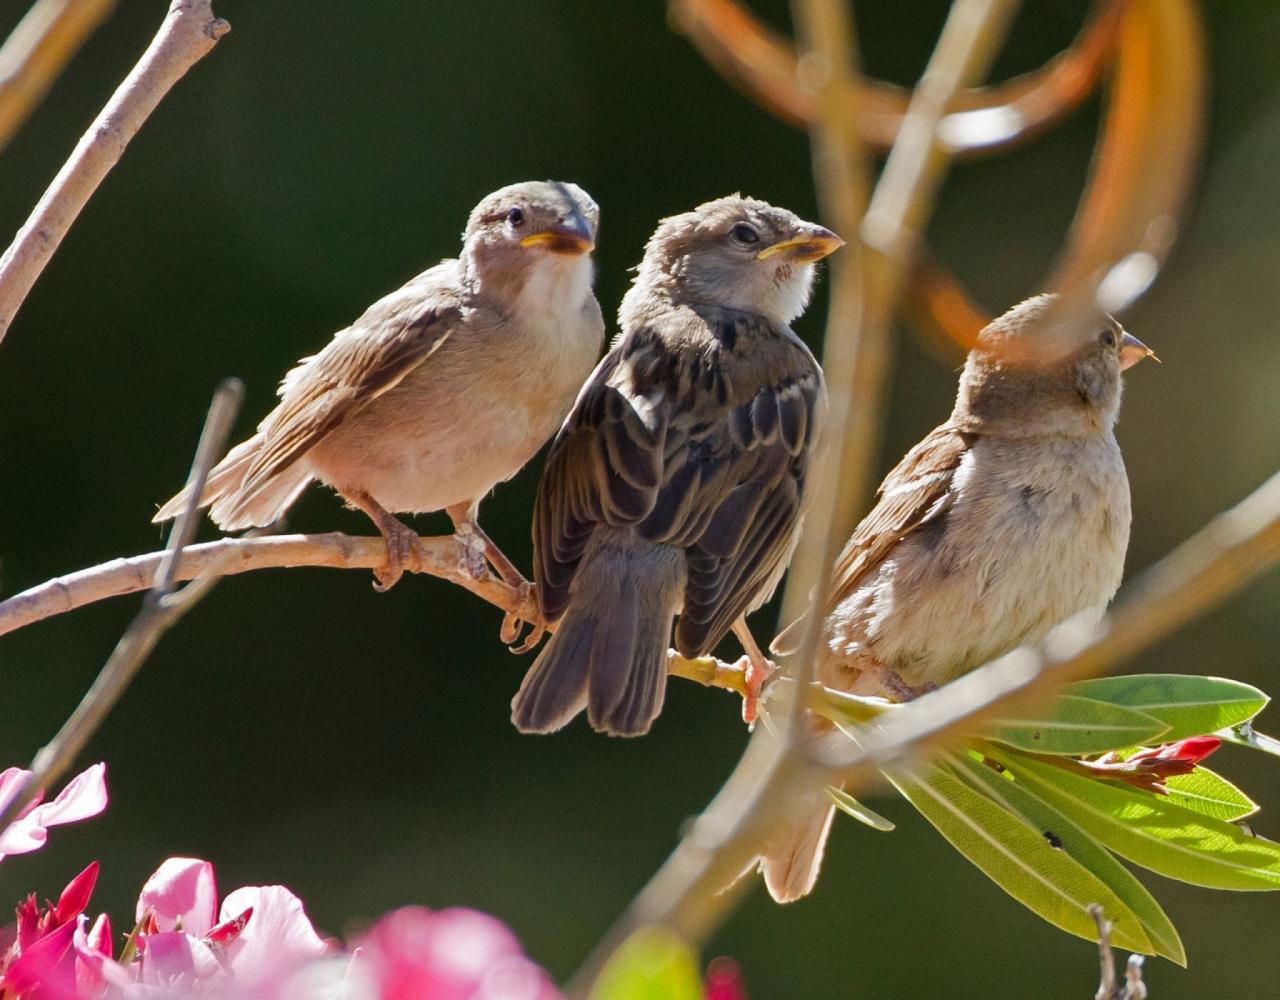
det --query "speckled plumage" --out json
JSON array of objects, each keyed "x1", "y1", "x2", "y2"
[
  {"x1": 511, "y1": 196, "x2": 841, "y2": 737},
  {"x1": 759, "y1": 294, "x2": 1155, "y2": 903}
]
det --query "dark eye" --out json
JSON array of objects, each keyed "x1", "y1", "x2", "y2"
[
  {"x1": 731, "y1": 223, "x2": 759, "y2": 244},
  {"x1": 507, "y1": 207, "x2": 525, "y2": 227},
  {"x1": 1099, "y1": 328, "x2": 1116, "y2": 347}
]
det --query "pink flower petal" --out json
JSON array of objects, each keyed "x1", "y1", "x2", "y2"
[
  {"x1": 362, "y1": 907, "x2": 555, "y2": 1000},
  {"x1": 3, "y1": 916, "x2": 77, "y2": 995},
  {"x1": 87, "y1": 912, "x2": 113, "y2": 958},
  {"x1": 137, "y1": 858, "x2": 218, "y2": 936},
  {"x1": 29, "y1": 764, "x2": 109, "y2": 828},
  {"x1": 138, "y1": 931, "x2": 224, "y2": 986},
  {"x1": 0, "y1": 767, "x2": 41, "y2": 818},
  {"x1": 55, "y1": 861, "x2": 100, "y2": 924},
  {"x1": 0, "y1": 818, "x2": 49, "y2": 859},
  {"x1": 219, "y1": 885, "x2": 327, "y2": 981}
]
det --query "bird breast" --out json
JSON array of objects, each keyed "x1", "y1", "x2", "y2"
[
  {"x1": 308, "y1": 294, "x2": 603, "y2": 514},
  {"x1": 829, "y1": 432, "x2": 1131, "y2": 688}
]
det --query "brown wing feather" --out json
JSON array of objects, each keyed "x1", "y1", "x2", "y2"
[
  {"x1": 534, "y1": 311, "x2": 824, "y2": 658},
  {"x1": 826, "y1": 424, "x2": 974, "y2": 605},
  {"x1": 235, "y1": 292, "x2": 461, "y2": 503}
]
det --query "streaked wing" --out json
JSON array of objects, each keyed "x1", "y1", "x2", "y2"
[
  {"x1": 534, "y1": 311, "x2": 824, "y2": 659},
  {"x1": 238, "y1": 279, "x2": 463, "y2": 498},
  {"x1": 826, "y1": 423, "x2": 974, "y2": 606}
]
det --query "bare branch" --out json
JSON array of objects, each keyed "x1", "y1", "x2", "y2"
[
  {"x1": 0, "y1": 0, "x2": 119, "y2": 153},
  {"x1": 0, "y1": 0, "x2": 229, "y2": 345},
  {"x1": 0, "y1": 380, "x2": 241, "y2": 836}
]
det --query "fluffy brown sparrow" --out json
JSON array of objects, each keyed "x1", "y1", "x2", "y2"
[
  {"x1": 757, "y1": 293, "x2": 1157, "y2": 902},
  {"x1": 155, "y1": 181, "x2": 604, "y2": 599},
  {"x1": 510, "y1": 195, "x2": 842, "y2": 737}
]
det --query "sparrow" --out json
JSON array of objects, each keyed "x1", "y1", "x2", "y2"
[
  {"x1": 155, "y1": 180, "x2": 605, "y2": 602},
  {"x1": 510, "y1": 195, "x2": 842, "y2": 737},
  {"x1": 757, "y1": 293, "x2": 1157, "y2": 902}
]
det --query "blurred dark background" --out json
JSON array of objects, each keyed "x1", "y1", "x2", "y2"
[{"x1": 1, "y1": 0, "x2": 1277, "y2": 995}]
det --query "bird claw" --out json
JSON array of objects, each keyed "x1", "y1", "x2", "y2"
[
  {"x1": 877, "y1": 668, "x2": 935, "y2": 702},
  {"x1": 501, "y1": 581, "x2": 546, "y2": 654},
  {"x1": 736, "y1": 654, "x2": 776, "y2": 729},
  {"x1": 371, "y1": 520, "x2": 427, "y2": 592}
]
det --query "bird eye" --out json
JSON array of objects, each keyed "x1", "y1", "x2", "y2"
[
  {"x1": 507, "y1": 207, "x2": 525, "y2": 227},
  {"x1": 731, "y1": 223, "x2": 759, "y2": 244},
  {"x1": 1099, "y1": 328, "x2": 1117, "y2": 348}
]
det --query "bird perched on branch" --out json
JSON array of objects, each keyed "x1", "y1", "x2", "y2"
[
  {"x1": 155, "y1": 180, "x2": 604, "y2": 609},
  {"x1": 511, "y1": 195, "x2": 842, "y2": 737},
  {"x1": 757, "y1": 293, "x2": 1158, "y2": 903}
]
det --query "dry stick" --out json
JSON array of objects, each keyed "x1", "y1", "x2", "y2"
[
  {"x1": 566, "y1": 4, "x2": 1022, "y2": 994},
  {"x1": 0, "y1": 536, "x2": 744, "y2": 694},
  {"x1": 0, "y1": 0, "x2": 120, "y2": 152},
  {"x1": 0, "y1": 380, "x2": 242, "y2": 836},
  {"x1": 0, "y1": 0, "x2": 228, "y2": 345}
]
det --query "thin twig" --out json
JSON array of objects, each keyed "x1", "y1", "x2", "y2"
[
  {"x1": 1091, "y1": 904, "x2": 1118, "y2": 1000},
  {"x1": 567, "y1": 4, "x2": 1021, "y2": 994},
  {"x1": 0, "y1": 380, "x2": 242, "y2": 836},
  {"x1": 0, "y1": 0, "x2": 119, "y2": 153},
  {"x1": 0, "y1": 0, "x2": 228, "y2": 345},
  {"x1": 0, "y1": 532, "x2": 741, "y2": 693}
]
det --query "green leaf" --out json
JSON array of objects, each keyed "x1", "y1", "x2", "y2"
[
  {"x1": 590, "y1": 927, "x2": 702, "y2": 1000},
  {"x1": 887, "y1": 761, "x2": 1155, "y2": 954},
  {"x1": 1218, "y1": 722, "x2": 1280, "y2": 758},
  {"x1": 826, "y1": 786, "x2": 895, "y2": 831},
  {"x1": 1164, "y1": 768, "x2": 1258, "y2": 822},
  {"x1": 992, "y1": 750, "x2": 1280, "y2": 891},
  {"x1": 949, "y1": 750, "x2": 1184, "y2": 965},
  {"x1": 1065, "y1": 675, "x2": 1268, "y2": 740},
  {"x1": 987, "y1": 695, "x2": 1169, "y2": 755}
]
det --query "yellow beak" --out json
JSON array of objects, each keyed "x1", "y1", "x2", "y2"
[
  {"x1": 1119, "y1": 331, "x2": 1159, "y2": 371},
  {"x1": 756, "y1": 226, "x2": 845, "y2": 263},
  {"x1": 520, "y1": 216, "x2": 595, "y2": 256}
]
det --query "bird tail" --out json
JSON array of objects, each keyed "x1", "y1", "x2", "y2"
[
  {"x1": 757, "y1": 798, "x2": 836, "y2": 903},
  {"x1": 511, "y1": 543, "x2": 683, "y2": 737},
  {"x1": 152, "y1": 433, "x2": 313, "y2": 531}
]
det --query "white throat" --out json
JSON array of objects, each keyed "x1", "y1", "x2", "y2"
[{"x1": 517, "y1": 253, "x2": 594, "y2": 319}]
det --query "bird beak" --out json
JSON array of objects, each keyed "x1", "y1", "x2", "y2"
[
  {"x1": 520, "y1": 214, "x2": 595, "y2": 256},
  {"x1": 1119, "y1": 331, "x2": 1159, "y2": 371},
  {"x1": 756, "y1": 225, "x2": 845, "y2": 263}
]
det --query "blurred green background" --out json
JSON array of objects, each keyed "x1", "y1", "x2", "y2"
[{"x1": 1, "y1": 0, "x2": 1277, "y2": 995}]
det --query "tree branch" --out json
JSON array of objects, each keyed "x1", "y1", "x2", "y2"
[
  {"x1": 0, "y1": 0, "x2": 120, "y2": 153},
  {"x1": 0, "y1": 0, "x2": 228, "y2": 345}
]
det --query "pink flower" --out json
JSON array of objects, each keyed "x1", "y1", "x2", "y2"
[
  {"x1": 703, "y1": 957, "x2": 748, "y2": 1000},
  {"x1": 2, "y1": 862, "x2": 101, "y2": 1000},
  {"x1": 359, "y1": 907, "x2": 563, "y2": 1000},
  {"x1": 132, "y1": 858, "x2": 328, "y2": 991},
  {"x1": 0, "y1": 765, "x2": 108, "y2": 862}
]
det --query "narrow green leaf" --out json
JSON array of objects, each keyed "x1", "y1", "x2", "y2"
[
  {"x1": 887, "y1": 762, "x2": 1154, "y2": 954},
  {"x1": 1164, "y1": 768, "x2": 1258, "y2": 822},
  {"x1": 949, "y1": 750, "x2": 1184, "y2": 965},
  {"x1": 590, "y1": 927, "x2": 702, "y2": 1000},
  {"x1": 1065, "y1": 675, "x2": 1268, "y2": 740},
  {"x1": 992, "y1": 751, "x2": 1280, "y2": 891},
  {"x1": 987, "y1": 695, "x2": 1169, "y2": 755},
  {"x1": 1218, "y1": 722, "x2": 1280, "y2": 758},
  {"x1": 826, "y1": 786, "x2": 895, "y2": 831}
]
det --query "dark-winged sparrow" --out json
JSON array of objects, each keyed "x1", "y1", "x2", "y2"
[
  {"x1": 758, "y1": 293, "x2": 1157, "y2": 902},
  {"x1": 510, "y1": 195, "x2": 842, "y2": 737},
  {"x1": 155, "y1": 181, "x2": 604, "y2": 600}
]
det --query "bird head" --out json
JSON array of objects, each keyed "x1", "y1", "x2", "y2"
[
  {"x1": 957, "y1": 294, "x2": 1157, "y2": 436},
  {"x1": 462, "y1": 180, "x2": 598, "y2": 311},
  {"x1": 628, "y1": 195, "x2": 843, "y2": 325}
]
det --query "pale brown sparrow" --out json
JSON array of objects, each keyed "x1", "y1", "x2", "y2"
[
  {"x1": 758, "y1": 293, "x2": 1157, "y2": 902},
  {"x1": 510, "y1": 195, "x2": 842, "y2": 737},
  {"x1": 155, "y1": 181, "x2": 604, "y2": 599}
]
